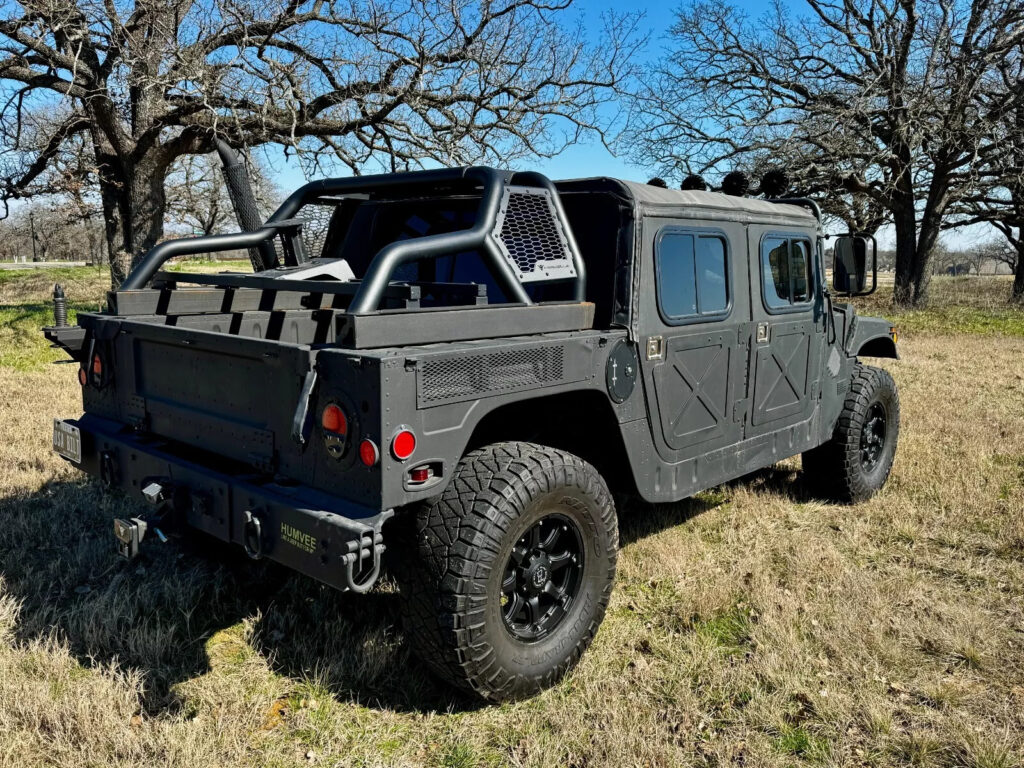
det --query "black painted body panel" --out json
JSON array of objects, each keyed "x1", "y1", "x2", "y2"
[{"x1": 53, "y1": 171, "x2": 901, "y2": 559}]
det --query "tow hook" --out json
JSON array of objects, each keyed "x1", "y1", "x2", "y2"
[
  {"x1": 243, "y1": 510, "x2": 264, "y2": 559},
  {"x1": 114, "y1": 481, "x2": 173, "y2": 561},
  {"x1": 343, "y1": 522, "x2": 389, "y2": 594},
  {"x1": 114, "y1": 517, "x2": 148, "y2": 560}
]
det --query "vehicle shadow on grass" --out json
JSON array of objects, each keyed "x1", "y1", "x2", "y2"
[
  {"x1": 616, "y1": 464, "x2": 816, "y2": 546},
  {"x1": 0, "y1": 468, "x2": 816, "y2": 718},
  {"x1": 0, "y1": 479, "x2": 479, "y2": 717}
]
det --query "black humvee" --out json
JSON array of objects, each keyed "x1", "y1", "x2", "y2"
[{"x1": 45, "y1": 166, "x2": 899, "y2": 702}]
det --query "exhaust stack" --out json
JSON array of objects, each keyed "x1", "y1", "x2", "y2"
[{"x1": 215, "y1": 139, "x2": 278, "y2": 272}]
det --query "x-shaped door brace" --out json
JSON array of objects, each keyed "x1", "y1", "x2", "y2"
[
  {"x1": 667, "y1": 345, "x2": 727, "y2": 434},
  {"x1": 758, "y1": 337, "x2": 806, "y2": 410}
]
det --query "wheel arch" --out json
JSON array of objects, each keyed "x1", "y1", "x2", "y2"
[
  {"x1": 855, "y1": 335, "x2": 899, "y2": 359},
  {"x1": 463, "y1": 389, "x2": 638, "y2": 496}
]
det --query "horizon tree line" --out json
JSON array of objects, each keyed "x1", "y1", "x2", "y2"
[{"x1": 0, "y1": 0, "x2": 1021, "y2": 304}]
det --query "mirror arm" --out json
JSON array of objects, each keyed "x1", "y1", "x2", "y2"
[{"x1": 863, "y1": 235, "x2": 879, "y2": 295}]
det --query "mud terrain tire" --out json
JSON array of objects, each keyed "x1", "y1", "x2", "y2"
[
  {"x1": 398, "y1": 441, "x2": 617, "y2": 702},
  {"x1": 803, "y1": 364, "x2": 900, "y2": 502}
]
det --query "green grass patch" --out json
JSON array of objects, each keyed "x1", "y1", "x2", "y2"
[
  {"x1": 0, "y1": 265, "x2": 101, "y2": 287},
  {"x1": 0, "y1": 302, "x2": 94, "y2": 371},
  {"x1": 849, "y1": 276, "x2": 1024, "y2": 337},
  {"x1": 773, "y1": 724, "x2": 830, "y2": 760},
  {"x1": 694, "y1": 605, "x2": 752, "y2": 652},
  {"x1": 439, "y1": 740, "x2": 479, "y2": 768},
  {"x1": 887, "y1": 306, "x2": 1024, "y2": 337}
]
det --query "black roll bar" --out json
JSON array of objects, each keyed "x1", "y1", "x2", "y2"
[
  {"x1": 121, "y1": 226, "x2": 284, "y2": 290},
  {"x1": 121, "y1": 165, "x2": 584, "y2": 313},
  {"x1": 346, "y1": 166, "x2": 529, "y2": 313},
  {"x1": 268, "y1": 165, "x2": 474, "y2": 222}
]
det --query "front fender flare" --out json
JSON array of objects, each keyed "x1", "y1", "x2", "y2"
[
  {"x1": 848, "y1": 316, "x2": 899, "y2": 359},
  {"x1": 854, "y1": 334, "x2": 899, "y2": 359}
]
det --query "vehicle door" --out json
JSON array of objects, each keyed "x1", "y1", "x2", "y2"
[
  {"x1": 745, "y1": 227, "x2": 826, "y2": 436},
  {"x1": 637, "y1": 218, "x2": 750, "y2": 467}
]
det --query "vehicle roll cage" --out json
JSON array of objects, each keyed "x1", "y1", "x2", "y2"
[{"x1": 122, "y1": 166, "x2": 587, "y2": 314}]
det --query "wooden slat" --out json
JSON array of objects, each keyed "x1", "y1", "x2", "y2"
[
  {"x1": 337, "y1": 302, "x2": 595, "y2": 349},
  {"x1": 109, "y1": 288, "x2": 314, "y2": 315},
  {"x1": 155, "y1": 271, "x2": 420, "y2": 300}
]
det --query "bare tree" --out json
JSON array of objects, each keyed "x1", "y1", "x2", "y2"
[
  {"x1": 0, "y1": 0, "x2": 640, "y2": 286},
  {"x1": 979, "y1": 238, "x2": 1019, "y2": 275},
  {"x1": 165, "y1": 152, "x2": 280, "y2": 238},
  {"x1": 946, "y1": 46, "x2": 1024, "y2": 301},
  {"x1": 0, "y1": 200, "x2": 105, "y2": 263},
  {"x1": 623, "y1": 0, "x2": 1024, "y2": 307}
]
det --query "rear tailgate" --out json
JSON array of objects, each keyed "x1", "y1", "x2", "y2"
[{"x1": 84, "y1": 316, "x2": 315, "y2": 471}]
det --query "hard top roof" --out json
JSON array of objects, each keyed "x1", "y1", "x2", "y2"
[{"x1": 555, "y1": 176, "x2": 818, "y2": 223}]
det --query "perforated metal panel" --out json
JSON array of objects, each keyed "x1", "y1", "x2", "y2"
[
  {"x1": 418, "y1": 344, "x2": 567, "y2": 406},
  {"x1": 493, "y1": 187, "x2": 577, "y2": 283},
  {"x1": 274, "y1": 199, "x2": 338, "y2": 262}
]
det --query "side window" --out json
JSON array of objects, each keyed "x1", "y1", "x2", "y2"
[
  {"x1": 656, "y1": 230, "x2": 730, "y2": 322},
  {"x1": 761, "y1": 235, "x2": 813, "y2": 310},
  {"x1": 657, "y1": 234, "x2": 697, "y2": 317}
]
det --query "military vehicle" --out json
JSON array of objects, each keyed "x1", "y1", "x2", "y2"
[{"x1": 44, "y1": 164, "x2": 899, "y2": 701}]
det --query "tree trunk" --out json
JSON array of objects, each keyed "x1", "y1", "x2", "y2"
[
  {"x1": 98, "y1": 152, "x2": 169, "y2": 288},
  {"x1": 892, "y1": 204, "x2": 918, "y2": 308},
  {"x1": 1012, "y1": 242, "x2": 1024, "y2": 304},
  {"x1": 912, "y1": 207, "x2": 944, "y2": 306}
]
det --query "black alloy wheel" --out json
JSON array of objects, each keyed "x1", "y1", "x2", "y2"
[
  {"x1": 501, "y1": 513, "x2": 584, "y2": 642},
  {"x1": 860, "y1": 402, "x2": 887, "y2": 471}
]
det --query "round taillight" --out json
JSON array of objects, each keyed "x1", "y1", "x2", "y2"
[
  {"x1": 359, "y1": 439, "x2": 379, "y2": 467},
  {"x1": 391, "y1": 429, "x2": 416, "y2": 460},
  {"x1": 78, "y1": 367, "x2": 87, "y2": 386},
  {"x1": 321, "y1": 403, "x2": 347, "y2": 435}
]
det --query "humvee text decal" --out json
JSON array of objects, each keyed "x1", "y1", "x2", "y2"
[{"x1": 281, "y1": 522, "x2": 317, "y2": 553}]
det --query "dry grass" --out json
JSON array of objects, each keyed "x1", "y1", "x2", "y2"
[{"x1": 0, "y1": 270, "x2": 1022, "y2": 767}]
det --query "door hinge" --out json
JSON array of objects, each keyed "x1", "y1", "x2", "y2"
[{"x1": 733, "y1": 398, "x2": 749, "y2": 423}]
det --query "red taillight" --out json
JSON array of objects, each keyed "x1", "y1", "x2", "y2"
[
  {"x1": 321, "y1": 404, "x2": 347, "y2": 435},
  {"x1": 359, "y1": 439, "x2": 379, "y2": 467},
  {"x1": 391, "y1": 429, "x2": 416, "y2": 460},
  {"x1": 78, "y1": 367, "x2": 87, "y2": 386},
  {"x1": 410, "y1": 466, "x2": 430, "y2": 483},
  {"x1": 91, "y1": 354, "x2": 102, "y2": 376}
]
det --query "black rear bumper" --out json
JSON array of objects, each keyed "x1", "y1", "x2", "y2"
[{"x1": 59, "y1": 414, "x2": 392, "y2": 593}]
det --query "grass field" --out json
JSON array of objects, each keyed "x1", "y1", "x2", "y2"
[{"x1": 0, "y1": 269, "x2": 1022, "y2": 767}]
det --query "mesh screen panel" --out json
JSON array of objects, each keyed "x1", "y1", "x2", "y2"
[
  {"x1": 295, "y1": 201, "x2": 337, "y2": 258},
  {"x1": 419, "y1": 345, "x2": 566, "y2": 405},
  {"x1": 495, "y1": 189, "x2": 576, "y2": 282}
]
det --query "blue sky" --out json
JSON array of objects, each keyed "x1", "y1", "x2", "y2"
[
  {"x1": 269, "y1": 0, "x2": 807, "y2": 186},
  {"x1": 270, "y1": 0, "x2": 686, "y2": 188},
  {"x1": 269, "y1": 0, "x2": 998, "y2": 247}
]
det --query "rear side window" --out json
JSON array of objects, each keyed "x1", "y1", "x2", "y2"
[
  {"x1": 762, "y1": 235, "x2": 813, "y2": 310},
  {"x1": 655, "y1": 230, "x2": 730, "y2": 322}
]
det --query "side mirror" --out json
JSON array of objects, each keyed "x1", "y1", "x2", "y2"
[{"x1": 832, "y1": 235, "x2": 877, "y2": 296}]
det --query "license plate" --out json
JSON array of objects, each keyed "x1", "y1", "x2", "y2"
[{"x1": 52, "y1": 420, "x2": 81, "y2": 463}]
